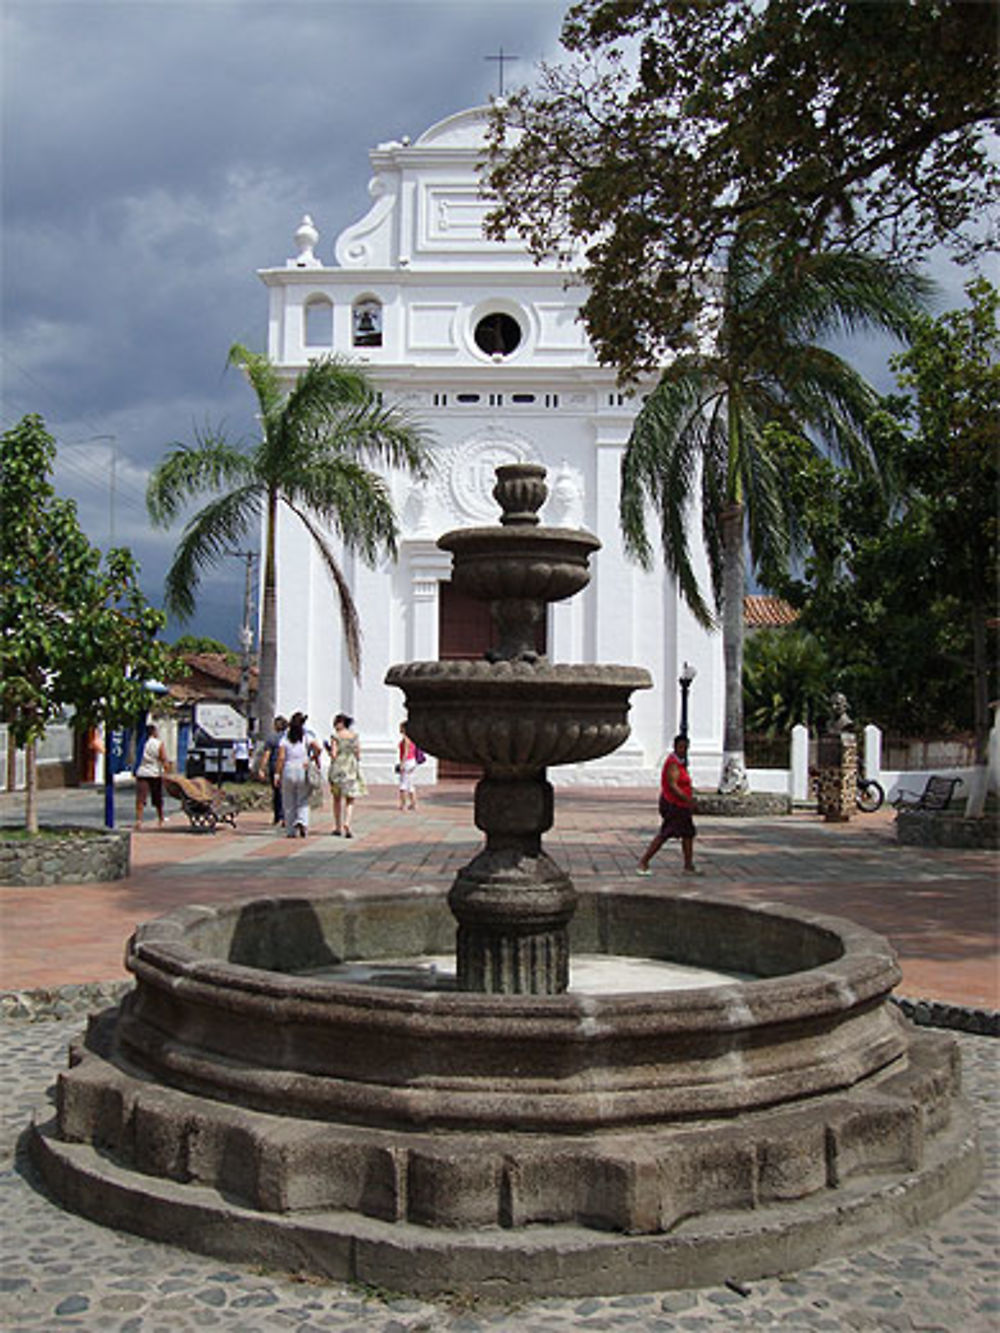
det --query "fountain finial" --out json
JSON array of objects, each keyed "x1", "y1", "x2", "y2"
[{"x1": 493, "y1": 461, "x2": 547, "y2": 526}]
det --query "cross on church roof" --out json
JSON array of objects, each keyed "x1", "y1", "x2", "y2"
[{"x1": 485, "y1": 46, "x2": 519, "y2": 98}]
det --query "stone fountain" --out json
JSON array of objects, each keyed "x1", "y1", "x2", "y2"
[
  {"x1": 387, "y1": 461, "x2": 650, "y2": 994},
  {"x1": 30, "y1": 465, "x2": 979, "y2": 1298}
]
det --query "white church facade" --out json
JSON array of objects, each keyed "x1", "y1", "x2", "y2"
[{"x1": 257, "y1": 106, "x2": 724, "y2": 787}]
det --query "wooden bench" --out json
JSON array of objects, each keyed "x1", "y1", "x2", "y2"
[{"x1": 892, "y1": 775, "x2": 964, "y2": 812}]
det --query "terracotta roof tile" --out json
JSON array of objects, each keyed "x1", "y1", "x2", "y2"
[{"x1": 744, "y1": 595, "x2": 799, "y2": 628}]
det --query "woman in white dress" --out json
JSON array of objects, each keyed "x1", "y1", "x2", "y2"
[{"x1": 274, "y1": 711, "x2": 320, "y2": 838}]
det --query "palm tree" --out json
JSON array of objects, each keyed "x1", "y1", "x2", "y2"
[
  {"x1": 620, "y1": 232, "x2": 931, "y2": 792},
  {"x1": 743, "y1": 628, "x2": 831, "y2": 737},
  {"x1": 147, "y1": 345, "x2": 433, "y2": 731}
]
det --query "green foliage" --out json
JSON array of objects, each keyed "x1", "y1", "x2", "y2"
[
  {"x1": 169, "y1": 634, "x2": 237, "y2": 662},
  {"x1": 618, "y1": 230, "x2": 929, "y2": 780},
  {"x1": 486, "y1": 0, "x2": 995, "y2": 376},
  {"x1": 1, "y1": 415, "x2": 168, "y2": 827},
  {"x1": 760, "y1": 281, "x2": 999, "y2": 743},
  {"x1": 743, "y1": 629, "x2": 831, "y2": 736},
  {"x1": 164, "y1": 635, "x2": 239, "y2": 678},
  {"x1": 147, "y1": 347, "x2": 433, "y2": 726},
  {"x1": 620, "y1": 231, "x2": 931, "y2": 621}
]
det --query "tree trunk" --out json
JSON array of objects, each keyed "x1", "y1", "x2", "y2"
[
  {"x1": 25, "y1": 740, "x2": 38, "y2": 835},
  {"x1": 971, "y1": 603, "x2": 989, "y2": 766},
  {"x1": 256, "y1": 487, "x2": 279, "y2": 738},
  {"x1": 718, "y1": 502, "x2": 749, "y2": 794}
]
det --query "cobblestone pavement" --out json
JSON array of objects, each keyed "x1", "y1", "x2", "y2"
[
  {"x1": 1, "y1": 1019, "x2": 998, "y2": 1333},
  {"x1": 3, "y1": 784, "x2": 998, "y2": 1328}
]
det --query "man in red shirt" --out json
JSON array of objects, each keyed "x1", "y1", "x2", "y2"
[{"x1": 637, "y1": 733, "x2": 698, "y2": 874}]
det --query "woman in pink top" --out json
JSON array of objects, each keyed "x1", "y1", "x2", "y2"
[
  {"x1": 637, "y1": 733, "x2": 698, "y2": 874},
  {"x1": 397, "y1": 722, "x2": 418, "y2": 811}
]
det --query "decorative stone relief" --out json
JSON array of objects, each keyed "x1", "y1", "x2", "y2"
[
  {"x1": 546, "y1": 460, "x2": 585, "y2": 528},
  {"x1": 444, "y1": 432, "x2": 536, "y2": 524},
  {"x1": 402, "y1": 478, "x2": 436, "y2": 538}
]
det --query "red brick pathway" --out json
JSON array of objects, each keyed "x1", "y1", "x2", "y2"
[{"x1": 2, "y1": 785, "x2": 997, "y2": 1007}]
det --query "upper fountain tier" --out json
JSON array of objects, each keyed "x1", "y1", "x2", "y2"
[
  {"x1": 386, "y1": 463, "x2": 652, "y2": 776},
  {"x1": 437, "y1": 462, "x2": 600, "y2": 662}
]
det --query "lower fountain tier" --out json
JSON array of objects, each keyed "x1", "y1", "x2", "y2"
[
  {"x1": 117, "y1": 888, "x2": 910, "y2": 1132},
  {"x1": 45, "y1": 1014, "x2": 971, "y2": 1241},
  {"x1": 384, "y1": 661, "x2": 652, "y2": 772},
  {"x1": 34, "y1": 887, "x2": 980, "y2": 1297}
]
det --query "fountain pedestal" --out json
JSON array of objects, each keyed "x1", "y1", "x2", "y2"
[{"x1": 449, "y1": 776, "x2": 575, "y2": 992}]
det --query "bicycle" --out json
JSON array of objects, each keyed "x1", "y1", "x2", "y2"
[
  {"x1": 855, "y1": 775, "x2": 885, "y2": 813},
  {"x1": 809, "y1": 767, "x2": 885, "y2": 813}
]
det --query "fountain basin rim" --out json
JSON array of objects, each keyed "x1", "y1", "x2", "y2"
[
  {"x1": 438, "y1": 524, "x2": 602, "y2": 552},
  {"x1": 385, "y1": 661, "x2": 653, "y2": 688},
  {"x1": 127, "y1": 889, "x2": 900, "y2": 1027}
]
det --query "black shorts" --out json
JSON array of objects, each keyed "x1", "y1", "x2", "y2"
[
  {"x1": 137, "y1": 775, "x2": 163, "y2": 810},
  {"x1": 658, "y1": 795, "x2": 696, "y2": 840}
]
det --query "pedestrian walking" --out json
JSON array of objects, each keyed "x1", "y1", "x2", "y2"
[
  {"x1": 637, "y1": 733, "x2": 698, "y2": 874},
  {"x1": 326, "y1": 713, "x2": 365, "y2": 837},
  {"x1": 397, "y1": 722, "x2": 419, "y2": 811},
  {"x1": 274, "y1": 712, "x2": 321, "y2": 839},
  {"x1": 257, "y1": 715, "x2": 287, "y2": 824},
  {"x1": 134, "y1": 724, "x2": 172, "y2": 829},
  {"x1": 233, "y1": 735, "x2": 250, "y2": 782}
]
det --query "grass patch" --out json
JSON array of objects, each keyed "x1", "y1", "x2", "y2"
[{"x1": 1, "y1": 825, "x2": 113, "y2": 842}]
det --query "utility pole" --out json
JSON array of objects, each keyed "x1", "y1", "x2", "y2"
[{"x1": 228, "y1": 550, "x2": 259, "y2": 729}]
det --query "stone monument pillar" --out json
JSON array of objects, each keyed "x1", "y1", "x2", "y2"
[{"x1": 816, "y1": 692, "x2": 857, "y2": 822}]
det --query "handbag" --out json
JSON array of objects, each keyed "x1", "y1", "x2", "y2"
[{"x1": 306, "y1": 759, "x2": 323, "y2": 794}]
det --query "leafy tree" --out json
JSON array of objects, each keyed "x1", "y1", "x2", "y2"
[
  {"x1": 1, "y1": 415, "x2": 168, "y2": 832},
  {"x1": 889, "y1": 279, "x2": 999, "y2": 760},
  {"x1": 485, "y1": 0, "x2": 996, "y2": 375},
  {"x1": 169, "y1": 634, "x2": 237, "y2": 664},
  {"x1": 743, "y1": 629, "x2": 831, "y2": 737},
  {"x1": 147, "y1": 346, "x2": 433, "y2": 731},
  {"x1": 619, "y1": 232, "x2": 930, "y2": 791},
  {"x1": 764, "y1": 281, "x2": 999, "y2": 755}
]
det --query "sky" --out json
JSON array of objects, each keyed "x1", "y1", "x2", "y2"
[
  {"x1": 2, "y1": 1, "x2": 983, "y2": 652},
  {"x1": 1, "y1": 0, "x2": 568, "y2": 645}
]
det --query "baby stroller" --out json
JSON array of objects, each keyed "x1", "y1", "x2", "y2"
[{"x1": 163, "y1": 774, "x2": 238, "y2": 832}]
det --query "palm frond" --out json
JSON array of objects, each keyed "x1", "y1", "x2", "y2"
[
  {"x1": 284, "y1": 457, "x2": 399, "y2": 564},
  {"x1": 620, "y1": 363, "x2": 721, "y2": 627},
  {"x1": 228, "y1": 343, "x2": 285, "y2": 424},
  {"x1": 326, "y1": 401, "x2": 435, "y2": 477},
  {"x1": 283, "y1": 497, "x2": 363, "y2": 681},
  {"x1": 768, "y1": 347, "x2": 882, "y2": 471},
  {"x1": 146, "y1": 432, "x2": 253, "y2": 526},
  {"x1": 751, "y1": 249, "x2": 934, "y2": 347},
  {"x1": 162, "y1": 484, "x2": 262, "y2": 620},
  {"x1": 266, "y1": 356, "x2": 433, "y2": 480}
]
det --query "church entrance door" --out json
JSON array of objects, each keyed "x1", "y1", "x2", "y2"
[{"x1": 437, "y1": 581, "x2": 547, "y2": 780}]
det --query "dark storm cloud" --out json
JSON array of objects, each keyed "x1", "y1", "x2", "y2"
[{"x1": 1, "y1": 0, "x2": 567, "y2": 640}]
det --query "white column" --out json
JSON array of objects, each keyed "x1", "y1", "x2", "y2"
[
  {"x1": 403, "y1": 544, "x2": 452, "y2": 783},
  {"x1": 863, "y1": 724, "x2": 882, "y2": 782},
  {"x1": 790, "y1": 724, "x2": 809, "y2": 801},
  {"x1": 591, "y1": 434, "x2": 632, "y2": 664}
]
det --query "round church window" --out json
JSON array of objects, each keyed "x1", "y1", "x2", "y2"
[{"x1": 474, "y1": 312, "x2": 522, "y2": 357}]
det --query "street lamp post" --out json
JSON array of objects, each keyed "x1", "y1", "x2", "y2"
[{"x1": 679, "y1": 661, "x2": 697, "y2": 739}]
